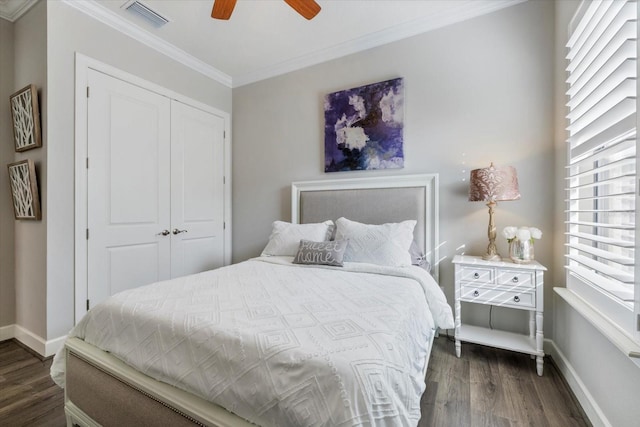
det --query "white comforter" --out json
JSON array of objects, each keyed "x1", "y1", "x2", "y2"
[{"x1": 52, "y1": 257, "x2": 453, "y2": 426}]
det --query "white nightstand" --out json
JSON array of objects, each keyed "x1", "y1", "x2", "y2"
[{"x1": 452, "y1": 255, "x2": 547, "y2": 376}]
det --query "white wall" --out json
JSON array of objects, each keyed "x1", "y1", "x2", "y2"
[
  {"x1": 12, "y1": 0, "x2": 47, "y2": 339},
  {"x1": 0, "y1": 17, "x2": 15, "y2": 330},
  {"x1": 553, "y1": 298, "x2": 640, "y2": 426},
  {"x1": 232, "y1": 0, "x2": 555, "y2": 334},
  {"x1": 551, "y1": 2, "x2": 640, "y2": 426},
  {"x1": 44, "y1": 1, "x2": 232, "y2": 340}
]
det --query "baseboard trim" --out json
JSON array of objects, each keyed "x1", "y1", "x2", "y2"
[
  {"x1": 14, "y1": 325, "x2": 47, "y2": 356},
  {"x1": 545, "y1": 338, "x2": 612, "y2": 427},
  {"x1": 0, "y1": 324, "x2": 66, "y2": 357}
]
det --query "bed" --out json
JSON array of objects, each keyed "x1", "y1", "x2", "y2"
[{"x1": 51, "y1": 174, "x2": 453, "y2": 427}]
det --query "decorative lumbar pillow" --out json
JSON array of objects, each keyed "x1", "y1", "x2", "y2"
[
  {"x1": 335, "y1": 217, "x2": 416, "y2": 267},
  {"x1": 293, "y1": 239, "x2": 349, "y2": 267},
  {"x1": 261, "y1": 220, "x2": 334, "y2": 256},
  {"x1": 409, "y1": 240, "x2": 431, "y2": 272}
]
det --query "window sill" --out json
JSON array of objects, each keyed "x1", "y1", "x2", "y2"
[{"x1": 554, "y1": 287, "x2": 640, "y2": 360}]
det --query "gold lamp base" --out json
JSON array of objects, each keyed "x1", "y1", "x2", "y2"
[
  {"x1": 482, "y1": 200, "x2": 501, "y2": 261},
  {"x1": 482, "y1": 253, "x2": 502, "y2": 261}
]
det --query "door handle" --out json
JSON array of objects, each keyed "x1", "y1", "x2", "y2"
[
  {"x1": 172, "y1": 228, "x2": 188, "y2": 235},
  {"x1": 157, "y1": 230, "x2": 170, "y2": 236}
]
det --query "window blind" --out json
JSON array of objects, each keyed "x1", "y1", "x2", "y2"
[{"x1": 566, "y1": 0, "x2": 637, "y2": 306}]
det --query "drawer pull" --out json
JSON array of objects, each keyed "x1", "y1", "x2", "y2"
[
  {"x1": 512, "y1": 276, "x2": 519, "y2": 283},
  {"x1": 514, "y1": 296, "x2": 520, "y2": 303},
  {"x1": 473, "y1": 273, "x2": 480, "y2": 279},
  {"x1": 473, "y1": 290, "x2": 480, "y2": 297}
]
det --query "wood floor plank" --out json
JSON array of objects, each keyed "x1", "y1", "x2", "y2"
[
  {"x1": 0, "y1": 357, "x2": 38, "y2": 376},
  {"x1": 430, "y1": 340, "x2": 472, "y2": 426},
  {"x1": 1, "y1": 393, "x2": 65, "y2": 427},
  {"x1": 469, "y1": 409, "x2": 512, "y2": 427},
  {"x1": 417, "y1": 380, "x2": 438, "y2": 427},
  {"x1": 0, "y1": 337, "x2": 591, "y2": 426},
  {"x1": 469, "y1": 341, "x2": 502, "y2": 416},
  {"x1": 0, "y1": 383, "x2": 34, "y2": 407},
  {"x1": 0, "y1": 348, "x2": 28, "y2": 367}
]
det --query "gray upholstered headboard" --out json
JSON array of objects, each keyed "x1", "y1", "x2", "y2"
[{"x1": 291, "y1": 174, "x2": 439, "y2": 281}]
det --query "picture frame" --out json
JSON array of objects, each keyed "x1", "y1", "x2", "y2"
[
  {"x1": 9, "y1": 84, "x2": 42, "y2": 152},
  {"x1": 8, "y1": 159, "x2": 41, "y2": 220},
  {"x1": 324, "y1": 77, "x2": 404, "y2": 172}
]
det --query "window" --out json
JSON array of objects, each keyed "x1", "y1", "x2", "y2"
[{"x1": 565, "y1": 0, "x2": 638, "y2": 341}]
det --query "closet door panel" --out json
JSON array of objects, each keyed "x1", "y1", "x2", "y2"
[
  {"x1": 87, "y1": 70, "x2": 171, "y2": 308},
  {"x1": 108, "y1": 97, "x2": 162, "y2": 224},
  {"x1": 107, "y1": 243, "x2": 161, "y2": 295},
  {"x1": 170, "y1": 100, "x2": 225, "y2": 278}
]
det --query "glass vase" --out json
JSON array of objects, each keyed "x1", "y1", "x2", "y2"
[{"x1": 509, "y1": 238, "x2": 534, "y2": 264}]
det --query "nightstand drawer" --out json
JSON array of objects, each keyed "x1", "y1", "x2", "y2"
[
  {"x1": 460, "y1": 285, "x2": 535, "y2": 309},
  {"x1": 459, "y1": 266, "x2": 493, "y2": 283},
  {"x1": 497, "y1": 270, "x2": 534, "y2": 287}
]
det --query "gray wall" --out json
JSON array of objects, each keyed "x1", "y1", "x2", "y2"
[
  {"x1": 0, "y1": 18, "x2": 15, "y2": 329},
  {"x1": 43, "y1": 0, "x2": 232, "y2": 339},
  {"x1": 13, "y1": 0, "x2": 48, "y2": 338},
  {"x1": 551, "y1": 2, "x2": 640, "y2": 426},
  {"x1": 233, "y1": 0, "x2": 555, "y2": 334}
]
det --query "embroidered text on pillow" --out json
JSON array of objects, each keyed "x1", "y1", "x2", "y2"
[{"x1": 293, "y1": 239, "x2": 348, "y2": 267}]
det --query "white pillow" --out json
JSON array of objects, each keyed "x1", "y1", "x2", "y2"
[
  {"x1": 261, "y1": 220, "x2": 334, "y2": 256},
  {"x1": 335, "y1": 217, "x2": 416, "y2": 267}
]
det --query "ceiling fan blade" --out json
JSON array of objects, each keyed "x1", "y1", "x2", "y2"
[
  {"x1": 211, "y1": 0, "x2": 237, "y2": 20},
  {"x1": 284, "y1": 0, "x2": 321, "y2": 20}
]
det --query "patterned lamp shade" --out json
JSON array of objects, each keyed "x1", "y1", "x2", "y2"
[{"x1": 469, "y1": 163, "x2": 521, "y2": 202}]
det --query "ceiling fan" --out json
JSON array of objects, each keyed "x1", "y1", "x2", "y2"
[{"x1": 211, "y1": 0, "x2": 321, "y2": 20}]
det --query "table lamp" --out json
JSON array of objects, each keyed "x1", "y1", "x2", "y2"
[{"x1": 469, "y1": 162, "x2": 520, "y2": 261}]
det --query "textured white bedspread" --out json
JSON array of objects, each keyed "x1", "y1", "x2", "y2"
[{"x1": 52, "y1": 257, "x2": 453, "y2": 426}]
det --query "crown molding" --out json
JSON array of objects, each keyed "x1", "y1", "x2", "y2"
[
  {"x1": 61, "y1": 0, "x2": 232, "y2": 88},
  {"x1": 0, "y1": 0, "x2": 38, "y2": 22},
  {"x1": 232, "y1": 0, "x2": 527, "y2": 87}
]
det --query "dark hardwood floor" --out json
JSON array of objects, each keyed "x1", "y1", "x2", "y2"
[
  {"x1": 0, "y1": 340, "x2": 65, "y2": 426},
  {"x1": 0, "y1": 337, "x2": 590, "y2": 426},
  {"x1": 421, "y1": 337, "x2": 591, "y2": 427}
]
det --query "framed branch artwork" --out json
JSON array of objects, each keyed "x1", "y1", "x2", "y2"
[
  {"x1": 9, "y1": 84, "x2": 42, "y2": 152},
  {"x1": 8, "y1": 159, "x2": 41, "y2": 220}
]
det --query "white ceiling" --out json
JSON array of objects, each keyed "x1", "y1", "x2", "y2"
[{"x1": 6, "y1": 0, "x2": 526, "y2": 87}]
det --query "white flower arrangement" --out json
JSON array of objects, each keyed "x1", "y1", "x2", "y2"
[{"x1": 502, "y1": 226, "x2": 542, "y2": 243}]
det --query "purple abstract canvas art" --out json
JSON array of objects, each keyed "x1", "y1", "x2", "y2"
[{"x1": 324, "y1": 78, "x2": 404, "y2": 172}]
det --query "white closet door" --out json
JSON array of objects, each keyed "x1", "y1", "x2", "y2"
[
  {"x1": 170, "y1": 100, "x2": 225, "y2": 277},
  {"x1": 87, "y1": 69, "x2": 171, "y2": 308}
]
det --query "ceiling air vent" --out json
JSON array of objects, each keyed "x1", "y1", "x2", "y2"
[{"x1": 122, "y1": 0, "x2": 170, "y2": 27}]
